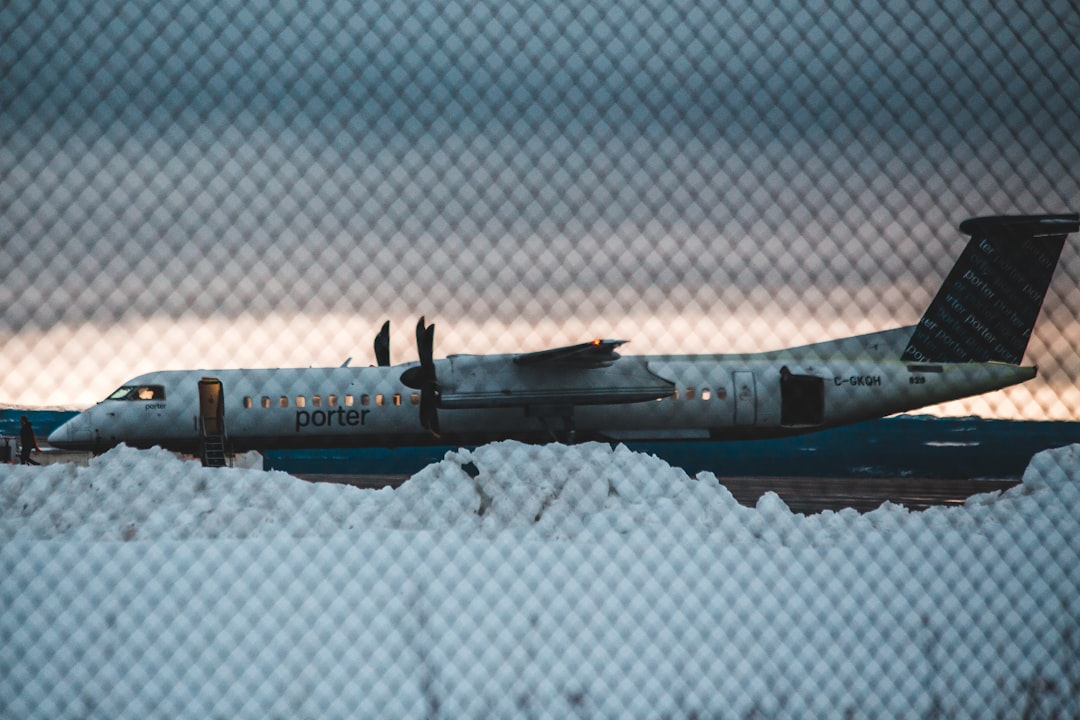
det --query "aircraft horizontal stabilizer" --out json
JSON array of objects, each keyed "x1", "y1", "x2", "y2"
[{"x1": 958, "y1": 213, "x2": 1079, "y2": 238}]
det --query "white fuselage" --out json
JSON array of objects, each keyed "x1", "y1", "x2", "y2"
[{"x1": 48, "y1": 346, "x2": 1035, "y2": 454}]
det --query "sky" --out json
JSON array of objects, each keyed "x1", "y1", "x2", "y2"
[
  {"x1": 2, "y1": 0, "x2": 1079, "y2": 415},
  {"x1": 3, "y1": 441, "x2": 1079, "y2": 716}
]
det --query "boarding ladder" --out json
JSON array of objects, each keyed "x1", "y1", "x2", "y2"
[{"x1": 199, "y1": 416, "x2": 229, "y2": 468}]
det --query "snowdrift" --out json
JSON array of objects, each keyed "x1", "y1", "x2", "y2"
[
  {"x1": 4, "y1": 440, "x2": 1072, "y2": 543},
  {"x1": 3, "y1": 442, "x2": 1079, "y2": 718}
]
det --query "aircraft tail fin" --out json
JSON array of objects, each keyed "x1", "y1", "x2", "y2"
[{"x1": 901, "y1": 213, "x2": 1077, "y2": 364}]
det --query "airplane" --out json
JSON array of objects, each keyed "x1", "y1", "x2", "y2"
[{"x1": 48, "y1": 213, "x2": 1077, "y2": 465}]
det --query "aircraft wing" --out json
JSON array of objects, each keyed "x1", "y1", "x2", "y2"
[
  {"x1": 513, "y1": 339, "x2": 627, "y2": 368},
  {"x1": 439, "y1": 339, "x2": 670, "y2": 409}
]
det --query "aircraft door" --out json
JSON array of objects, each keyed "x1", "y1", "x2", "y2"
[
  {"x1": 198, "y1": 378, "x2": 224, "y2": 435},
  {"x1": 733, "y1": 371, "x2": 756, "y2": 426},
  {"x1": 780, "y1": 367, "x2": 825, "y2": 427}
]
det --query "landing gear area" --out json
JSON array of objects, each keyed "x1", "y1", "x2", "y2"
[
  {"x1": 529, "y1": 406, "x2": 577, "y2": 444},
  {"x1": 780, "y1": 367, "x2": 825, "y2": 427}
]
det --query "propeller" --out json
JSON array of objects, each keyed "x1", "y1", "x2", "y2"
[
  {"x1": 400, "y1": 317, "x2": 440, "y2": 435},
  {"x1": 374, "y1": 320, "x2": 390, "y2": 367}
]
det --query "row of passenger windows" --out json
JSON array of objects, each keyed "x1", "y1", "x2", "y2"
[
  {"x1": 242, "y1": 393, "x2": 420, "y2": 409},
  {"x1": 242, "y1": 388, "x2": 724, "y2": 409}
]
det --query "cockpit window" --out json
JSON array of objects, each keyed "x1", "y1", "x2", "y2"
[{"x1": 107, "y1": 385, "x2": 166, "y2": 401}]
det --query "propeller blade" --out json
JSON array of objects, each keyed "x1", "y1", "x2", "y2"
[
  {"x1": 374, "y1": 320, "x2": 390, "y2": 367},
  {"x1": 419, "y1": 323, "x2": 435, "y2": 370},
  {"x1": 420, "y1": 387, "x2": 440, "y2": 436},
  {"x1": 415, "y1": 317, "x2": 426, "y2": 355},
  {"x1": 401, "y1": 317, "x2": 440, "y2": 436}
]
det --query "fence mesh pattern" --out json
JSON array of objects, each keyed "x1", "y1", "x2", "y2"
[
  {"x1": 3, "y1": 0, "x2": 1079, "y2": 415},
  {"x1": 2, "y1": 0, "x2": 1080, "y2": 717}
]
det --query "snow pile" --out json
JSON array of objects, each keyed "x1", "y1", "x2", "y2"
[
  {"x1": 2, "y1": 442, "x2": 1079, "y2": 718},
  {"x1": 2, "y1": 446, "x2": 360, "y2": 541},
  {"x1": 3, "y1": 440, "x2": 1063, "y2": 545}
]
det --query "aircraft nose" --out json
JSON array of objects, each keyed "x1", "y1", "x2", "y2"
[
  {"x1": 48, "y1": 416, "x2": 91, "y2": 449},
  {"x1": 47, "y1": 422, "x2": 71, "y2": 447}
]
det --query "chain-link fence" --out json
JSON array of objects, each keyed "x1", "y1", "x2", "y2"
[
  {"x1": 2, "y1": 0, "x2": 1079, "y2": 717},
  {"x1": 3, "y1": 0, "x2": 1079, "y2": 414}
]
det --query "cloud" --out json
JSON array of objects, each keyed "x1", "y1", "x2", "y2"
[{"x1": 1, "y1": 0, "x2": 1079, "y2": 412}]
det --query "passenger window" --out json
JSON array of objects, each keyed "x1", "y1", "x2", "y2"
[
  {"x1": 361, "y1": 394, "x2": 370, "y2": 406},
  {"x1": 392, "y1": 394, "x2": 401, "y2": 406},
  {"x1": 243, "y1": 397, "x2": 253, "y2": 409},
  {"x1": 685, "y1": 388, "x2": 695, "y2": 400},
  {"x1": 261, "y1": 397, "x2": 271, "y2": 409},
  {"x1": 312, "y1": 395, "x2": 321, "y2": 407},
  {"x1": 702, "y1": 389, "x2": 712, "y2": 401},
  {"x1": 375, "y1": 394, "x2": 385, "y2": 407},
  {"x1": 328, "y1": 394, "x2": 337, "y2": 407},
  {"x1": 296, "y1": 396, "x2": 306, "y2": 408},
  {"x1": 344, "y1": 394, "x2": 354, "y2": 407},
  {"x1": 279, "y1": 396, "x2": 289, "y2": 408},
  {"x1": 410, "y1": 393, "x2": 420, "y2": 406}
]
